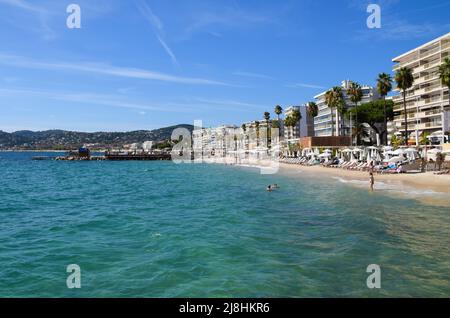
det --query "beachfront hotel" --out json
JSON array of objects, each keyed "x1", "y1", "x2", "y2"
[
  {"x1": 313, "y1": 80, "x2": 380, "y2": 137},
  {"x1": 392, "y1": 32, "x2": 450, "y2": 145}
]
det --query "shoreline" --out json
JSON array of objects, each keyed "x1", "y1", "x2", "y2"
[
  {"x1": 217, "y1": 157, "x2": 450, "y2": 205},
  {"x1": 277, "y1": 162, "x2": 450, "y2": 205}
]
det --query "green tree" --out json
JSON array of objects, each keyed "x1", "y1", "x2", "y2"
[
  {"x1": 352, "y1": 123, "x2": 369, "y2": 144},
  {"x1": 325, "y1": 86, "x2": 346, "y2": 136},
  {"x1": 264, "y1": 112, "x2": 271, "y2": 148},
  {"x1": 439, "y1": 58, "x2": 450, "y2": 106},
  {"x1": 274, "y1": 105, "x2": 283, "y2": 121},
  {"x1": 307, "y1": 102, "x2": 318, "y2": 118},
  {"x1": 348, "y1": 99, "x2": 394, "y2": 144},
  {"x1": 395, "y1": 67, "x2": 414, "y2": 145},
  {"x1": 390, "y1": 134, "x2": 403, "y2": 148},
  {"x1": 420, "y1": 132, "x2": 430, "y2": 145},
  {"x1": 439, "y1": 58, "x2": 450, "y2": 143},
  {"x1": 241, "y1": 124, "x2": 247, "y2": 151},
  {"x1": 255, "y1": 121, "x2": 260, "y2": 146},
  {"x1": 347, "y1": 82, "x2": 363, "y2": 144},
  {"x1": 274, "y1": 105, "x2": 283, "y2": 139},
  {"x1": 377, "y1": 73, "x2": 393, "y2": 145}
]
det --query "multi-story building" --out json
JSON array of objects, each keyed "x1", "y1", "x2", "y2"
[
  {"x1": 314, "y1": 80, "x2": 380, "y2": 137},
  {"x1": 392, "y1": 32, "x2": 450, "y2": 144},
  {"x1": 283, "y1": 105, "x2": 314, "y2": 140},
  {"x1": 192, "y1": 125, "x2": 238, "y2": 157}
]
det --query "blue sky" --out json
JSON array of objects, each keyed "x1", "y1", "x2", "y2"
[{"x1": 0, "y1": 0, "x2": 449, "y2": 132}]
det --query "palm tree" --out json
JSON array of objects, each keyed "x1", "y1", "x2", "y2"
[
  {"x1": 241, "y1": 124, "x2": 247, "y2": 151},
  {"x1": 307, "y1": 102, "x2": 318, "y2": 118},
  {"x1": 274, "y1": 105, "x2": 283, "y2": 139},
  {"x1": 255, "y1": 121, "x2": 260, "y2": 147},
  {"x1": 439, "y1": 58, "x2": 450, "y2": 106},
  {"x1": 395, "y1": 67, "x2": 414, "y2": 145},
  {"x1": 325, "y1": 86, "x2": 345, "y2": 136},
  {"x1": 347, "y1": 82, "x2": 363, "y2": 145},
  {"x1": 439, "y1": 58, "x2": 450, "y2": 143},
  {"x1": 274, "y1": 105, "x2": 283, "y2": 121},
  {"x1": 284, "y1": 116, "x2": 293, "y2": 139},
  {"x1": 377, "y1": 73, "x2": 393, "y2": 145},
  {"x1": 291, "y1": 108, "x2": 301, "y2": 134},
  {"x1": 263, "y1": 112, "x2": 271, "y2": 148}
]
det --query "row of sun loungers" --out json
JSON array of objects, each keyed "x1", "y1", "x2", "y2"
[{"x1": 281, "y1": 156, "x2": 404, "y2": 174}]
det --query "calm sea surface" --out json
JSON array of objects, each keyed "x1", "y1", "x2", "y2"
[{"x1": 0, "y1": 152, "x2": 449, "y2": 297}]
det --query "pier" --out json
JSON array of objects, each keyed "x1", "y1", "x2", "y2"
[{"x1": 104, "y1": 152, "x2": 171, "y2": 161}]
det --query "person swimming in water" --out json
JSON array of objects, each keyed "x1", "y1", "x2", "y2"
[{"x1": 267, "y1": 185, "x2": 272, "y2": 192}]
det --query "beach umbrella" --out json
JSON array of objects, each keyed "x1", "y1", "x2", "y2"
[
  {"x1": 388, "y1": 156, "x2": 403, "y2": 163},
  {"x1": 366, "y1": 151, "x2": 372, "y2": 164},
  {"x1": 393, "y1": 149, "x2": 405, "y2": 156},
  {"x1": 375, "y1": 151, "x2": 382, "y2": 162}
]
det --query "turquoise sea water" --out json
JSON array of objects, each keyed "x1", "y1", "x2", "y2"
[{"x1": 0, "y1": 152, "x2": 449, "y2": 297}]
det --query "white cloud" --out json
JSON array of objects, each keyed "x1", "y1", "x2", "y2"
[
  {"x1": 0, "y1": 87, "x2": 195, "y2": 113},
  {"x1": 233, "y1": 71, "x2": 275, "y2": 80},
  {"x1": 136, "y1": 0, "x2": 179, "y2": 67},
  {"x1": 0, "y1": 0, "x2": 44, "y2": 13},
  {"x1": 286, "y1": 83, "x2": 325, "y2": 89},
  {"x1": 0, "y1": 53, "x2": 227, "y2": 85}
]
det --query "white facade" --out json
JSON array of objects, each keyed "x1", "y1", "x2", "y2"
[
  {"x1": 192, "y1": 125, "x2": 239, "y2": 157},
  {"x1": 314, "y1": 80, "x2": 380, "y2": 137},
  {"x1": 392, "y1": 32, "x2": 450, "y2": 144}
]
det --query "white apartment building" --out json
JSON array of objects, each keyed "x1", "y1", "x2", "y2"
[
  {"x1": 314, "y1": 80, "x2": 380, "y2": 137},
  {"x1": 392, "y1": 32, "x2": 450, "y2": 144},
  {"x1": 284, "y1": 105, "x2": 314, "y2": 140},
  {"x1": 192, "y1": 125, "x2": 238, "y2": 157}
]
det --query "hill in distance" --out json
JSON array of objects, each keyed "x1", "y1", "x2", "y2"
[{"x1": 0, "y1": 124, "x2": 194, "y2": 150}]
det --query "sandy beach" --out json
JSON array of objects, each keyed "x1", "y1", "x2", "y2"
[
  {"x1": 279, "y1": 162, "x2": 450, "y2": 193},
  {"x1": 276, "y1": 162, "x2": 450, "y2": 205}
]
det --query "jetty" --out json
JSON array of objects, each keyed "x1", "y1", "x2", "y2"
[
  {"x1": 104, "y1": 151, "x2": 171, "y2": 161},
  {"x1": 53, "y1": 147, "x2": 172, "y2": 161}
]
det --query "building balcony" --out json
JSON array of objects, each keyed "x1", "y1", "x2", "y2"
[
  {"x1": 415, "y1": 74, "x2": 440, "y2": 85},
  {"x1": 414, "y1": 60, "x2": 440, "y2": 73},
  {"x1": 415, "y1": 122, "x2": 443, "y2": 130}
]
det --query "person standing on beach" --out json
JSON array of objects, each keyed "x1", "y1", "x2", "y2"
[{"x1": 369, "y1": 172, "x2": 374, "y2": 192}]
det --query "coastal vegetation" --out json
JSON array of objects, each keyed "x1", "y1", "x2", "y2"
[
  {"x1": 306, "y1": 102, "x2": 318, "y2": 118},
  {"x1": 395, "y1": 67, "x2": 414, "y2": 145},
  {"x1": 284, "y1": 108, "x2": 301, "y2": 139},
  {"x1": 325, "y1": 86, "x2": 346, "y2": 136},
  {"x1": 376, "y1": 73, "x2": 393, "y2": 145},
  {"x1": 439, "y1": 57, "x2": 450, "y2": 109},
  {"x1": 347, "y1": 82, "x2": 363, "y2": 145},
  {"x1": 348, "y1": 99, "x2": 394, "y2": 145}
]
